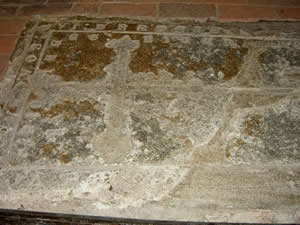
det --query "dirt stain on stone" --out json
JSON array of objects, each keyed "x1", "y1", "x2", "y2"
[
  {"x1": 244, "y1": 114, "x2": 264, "y2": 137},
  {"x1": 129, "y1": 35, "x2": 248, "y2": 81},
  {"x1": 75, "y1": 22, "x2": 95, "y2": 30},
  {"x1": 129, "y1": 35, "x2": 207, "y2": 80},
  {"x1": 41, "y1": 145, "x2": 75, "y2": 164},
  {"x1": 41, "y1": 144, "x2": 56, "y2": 156},
  {"x1": 129, "y1": 34, "x2": 157, "y2": 74},
  {"x1": 228, "y1": 106, "x2": 300, "y2": 163},
  {"x1": 105, "y1": 23, "x2": 119, "y2": 31},
  {"x1": 27, "y1": 92, "x2": 38, "y2": 102},
  {"x1": 60, "y1": 153, "x2": 71, "y2": 164},
  {"x1": 225, "y1": 138, "x2": 245, "y2": 158},
  {"x1": 177, "y1": 136, "x2": 193, "y2": 149},
  {"x1": 1, "y1": 128, "x2": 7, "y2": 132},
  {"x1": 257, "y1": 46, "x2": 300, "y2": 85},
  {"x1": 127, "y1": 24, "x2": 137, "y2": 31},
  {"x1": 130, "y1": 113, "x2": 179, "y2": 162},
  {"x1": 40, "y1": 32, "x2": 115, "y2": 81},
  {"x1": 161, "y1": 113, "x2": 184, "y2": 123},
  {"x1": 30, "y1": 100, "x2": 96, "y2": 119},
  {"x1": 215, "y1": 47, "x2": 248, "y2": 80},
  {"x1": 8, "y1": 106, "x2": 17, "y2": 114}
]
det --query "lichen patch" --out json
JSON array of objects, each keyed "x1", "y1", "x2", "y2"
[
  {"x1": 128, "y1": 36, "x2": 248, "y2": 85},
  {"x1": 225, "y1": 98, "x2": 300, "y2": 164},
  {"x1": 258, "y1": 42, "x2": 300, "y2": 88},
  {"x1": 40, "y1": 32, "x2": 115, "y2": 82},
  {"x1": 12, "y1": 92, "x2": 107, "y2": 166},
  {"x1": 30, "y1": 100, "x2": 96, "y2": 119}
]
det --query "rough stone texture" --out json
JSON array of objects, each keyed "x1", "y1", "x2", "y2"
[{"x1": 0, "y1": 17, "x2": 300, "y2": 223}]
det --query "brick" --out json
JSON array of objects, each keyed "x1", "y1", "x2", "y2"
[
  {"x1": 77, "y1": 0, "x2": 100, "y2": 2},
  {"x1": 72, "y1": 3, "x2": 98, "y2": 14},
  {"x1": 0, "y1": 0, "x2": 21, "y2": 4},
  {"x1": 0, "y1": 6, "x2": 17, "y2": 16},
  {"x1": 0, "y1": 36, "x2": 18, "y2": 55},
  {"x1": 101, "y1": 3, "x2": 156, "y2": 17},
  {"x1": 0, "y1": 54, "x2": 9, "y2": 80},
  {"x1": 159, "y1": 3, "x2": 216, "y2": 18},
  {"x1": 219, "y1": 5, "x2": 276, "y2": 21},
  {"x1": 48, "y1": 0, "x2": 76, "y2": 3},
  {"x1": 20, "y1": 4, "x2": 72, "y2": 16},
  {"x1": 104, "y1": 0, "x2": 247, "y2": 3},
  {"x1": 277, "y1": 7, "x2": 300, "y2": 20},
  {"x1": 0, "y1": 20, "x2": 25, "y2": 35},
  {"x1": 0, "y1": 0, "x2": 46, "y2": 4},
  {"x1": 211, "y1": 0, "x2": 247, "y2": 3},
  {"x1": 249, "y1": 0, "x2": 300, "y2": 7}
]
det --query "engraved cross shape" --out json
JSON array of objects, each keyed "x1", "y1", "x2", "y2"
[{"x1": 105, "y1": 35, "x2": 139, "y2": 73}]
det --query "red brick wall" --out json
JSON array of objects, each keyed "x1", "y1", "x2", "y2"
[{"x1": 0, "y1": 0, "x2": 299, "y2": 21}]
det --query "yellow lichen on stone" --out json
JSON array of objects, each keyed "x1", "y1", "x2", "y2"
[{"x1": 30, "y1": 100, "x2": 96, "y2": 119}]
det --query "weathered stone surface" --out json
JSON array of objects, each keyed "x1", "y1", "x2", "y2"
[
  {"x1": 223, "y1": 91, "x2": 300, "y2": 164},
  {"x1": 0, "y1": 165, "x2": 298, "y2": 223},
  {"x1": 124, "y1": 88, "x2": 231, "y2": 163},
  {"x1": 0, "y1": 17, "x2": 299, "y2": 223},
  {"x1": 0, "y1": 166, "x2": 188, "y2": 210},
  {"x1": 40, "y1": 32, "x2": 115, "y2": 82},
  {"x1": 128, "y1": 36, "x2": 248, "y2": 87},
  {"x1": 10, "y1": 85, "x2": 109, "y2": 166},
  {"x1": 0, "y1": 107, "x2": 17, "y2": 166},
  {"x1": 258, "y1": 41, "x2": 300, "y2": 88}
]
